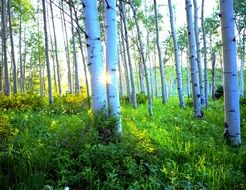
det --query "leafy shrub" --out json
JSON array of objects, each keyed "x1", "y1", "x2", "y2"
[
  {"x1": 214, "y1": 85, "x2": 223, "y2": 99},
  {"x1": 0, "y1": 93, "x2": 46, "y2": 110},
  {"x1": 136, "y1": 93, "x2": 148, "y2": 104}
]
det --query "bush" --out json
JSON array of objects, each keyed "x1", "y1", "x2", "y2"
[
  {"x1": 214, "y1": 85, "x2": 223, "y2": 99},
  {"x1": 136, "y1": 93, "x2": 148, "y2": 104}
]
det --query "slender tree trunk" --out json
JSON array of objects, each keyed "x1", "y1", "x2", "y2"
[
  {"x1": 185, "y1": 0, "x2": 202, "y2": 117},
  {"x1": 239, "y1": 30, "x2": 245, "y2": 97},
  {"x1": 42, "y1": 0, "x2": 53, "y2": 104},
  {"x1": 8, "y1": 0, "x2": 17, "y2": 94},
  {"x1": 61, "y1": 0, "x2": 73, "y2": 94},
  {"x1": 118, "y1": 52, "x2": 124, "y2": 97},
  {"x1": 153, "y1": 0, "x2": 167, "y2": 104},
  {"x1": 129, "y1": 1, "x2": 152, "y2": 116},
  {"x1": 82, "y1": 0, "x2": 108, "y2": 111},
  {"x1": 119, "y1": 21, "x2": 131, "y2": 100},
  {"x1": 19, "y1": 13, "x2": 24, "y2": 94},
  {"x1": 49, "y1": 0, "x2": 62, "y2": 95},
  {"x1": 1, "y1": 0, "x2": 10, "y2": 95},
  {"x1": 168, "y1": 0, "x2": 185, "y2": 107},
  {"x1": 220, "y1": 0, "x2": 241, "y2": 145},
  {"x1": 201, "y1": 0, "x2": 208, "y2": 106},
  {"x1": 105, "y1": 0, "x2": 122, "y2": 133},
  {"x1": 211, "y1": 52, "x2": 216, "y2": 99},
  {"x1": 69, "y1": 1, "x2": 80, "y2": 94},
  {"x1": 193, "y1": 0, "x2": 205, "y2": 106},
  {"x1": 120, "y1": 1, "x2": 137, "y2": 109},
  {"x1": 186, "y1": 53, "x2": 191, "y2": 99}
]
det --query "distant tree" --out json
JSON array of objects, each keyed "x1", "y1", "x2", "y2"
[
  {"x1": 168, "y1": 0, "x2": 185, "y2": 108},
  {"x1": 119, "y1": 0, "x2": 137, "y2": 109},
  {"x1": 185, "y1": 0, "x2": 202, "y2": 118},
  {"x1": 1, "y1": 0, "x2": 10, "y2": 95},
  {"x1": 201, "y1": 0, "x2": 208, "y2": 106},
  {"x1": 49, "y1": 0, "x2": 62, "y2": 95},
  {"x1": 129, "y1": 0, "x2": 153, "y2": 116},
  {"x1": 193, "y1": 0, "x2": 205, "y2": 106},
  {"x1": 220, "y1": 0, "x2": 241, "y2": 145},
  {"x1": 42, "y1": 0, "x2": 53, "y2": 104},
  {"x1": 153, "y1": 0, "x2": 167, "y2": 104}
]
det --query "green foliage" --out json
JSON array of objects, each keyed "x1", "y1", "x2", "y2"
[
  {"x1": 214, "y1": 85, "x2": 224, "y2": 99},
  {"x1": 0, "y1": 95, "x2": 246, "y2": 189}
]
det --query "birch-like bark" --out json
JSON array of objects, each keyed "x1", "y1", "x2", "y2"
[
  {"x1": 201, "y1": 0, "x2": 208, "y2": 106},
  {"x1": 239, "y1": 30, "x2": 245, "y2": 97},
  {"x1": 211, "y1": 52, "x2": 216, "y2": 99},
  {"x1": 72, "y1": 4, "x2": 90, "y2": 104},
  {"x1": 120, "y1": 1, "x2": 137, "y2": 109},
  {"x1": 154, "y1": 0, "x2": 167, "y2": 104},
  {"x1": 220, "y1": 0, "x2": 241, "y2": 145},
  {"x1": 1, "y1": 0, "x2": 10, "y2": 95},
  {"x1": 185, "y1": 0, "x2": 202, "y2": 117},
  {"x1": 186, "y1": 53, "x2": 191, "y2": 99},
  {"x1": 119, "y1": 20, "x2": 131, "y2": 100},
  {"x1": 42, "y1": 0, "x2": 53, "y2": 104},
  {"x1": 8, "y1": 0, "x2": 17, "y2": 94},
  {"x1": 193, "y1": 0, "x2": 205, "y2": 106},
  {"x1": 82, "y1": 0, "x2": 108, "y2": 111},
  {"x1": 49, "y1": 0, "x2": 62, "y2": 95},
  {"x1": 69, "y1": 1, "x2": 80, "y2": 94},
  {"x1": 168, "y1": 0, "x2": 185, "y2": 108},
  {"x1": 105, "y1": 0, "x2": 122, "y2": 133},
  {"x1": 130, "y1": 0, "x2": 152, "y2": 116},
  {"x1": 61, "y1": 0, "x2": 73, "y2": 94}
]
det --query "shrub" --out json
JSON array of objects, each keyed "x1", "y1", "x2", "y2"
[{"x1": 214, "y1": 85, "x2": 223, "y2": 99}]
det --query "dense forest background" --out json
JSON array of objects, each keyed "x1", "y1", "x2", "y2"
[{"x1": 0, "y1": 0, "x2": 246, "y2": 189}]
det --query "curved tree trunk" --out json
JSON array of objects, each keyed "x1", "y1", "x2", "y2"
[
  {"x1": 220, "y1": 0, "x2": 241, "y2": 145},
  {"x1": 153, "y1": 0, "x2": 167, "y2": 104},
  {"x1": 105, "y1": 0, "x2": 122, "y2": 133},
  {"x1": 168, "y1": 0, "x2": 185, "y2": 108},
  {"x1": 185, "y1": 0, "x2": 202, "y2": 117},
  {"x1": 82, "y1": 0, "x2": 108, "y2": 111}
]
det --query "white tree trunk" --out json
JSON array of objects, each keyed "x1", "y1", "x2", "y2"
[
  {"x1": 120, "y1": 1, "x2": 137, "y2": 109},
  {"x1": 168, "y1": 0, "x2": 185, "y2": 108},
  {"x1": 105, "y1": 0, "x2": 122, "y2": 133},
  {"x1": 69, "y1": 2, "x2": 80, "y2": 94},
  {"x1": 50, "y1": 0, "x2": 62, "y2": 95},
  {"x1": 211, "y1": 52, "x2": 216, "y2": 99},
  {"x1": 1, "y1": 0, "x2": 10, "y2": 95},
  {"x1": 130, "y1": 1, "x2": 153, "y2": 116},
  {"x1": 193, "y1": 0, "x2": 205, "y2": 106},
  {"x1": 185, "y1": 0, "x2": 202, "y2": 117},
  {"x1": 42, "y1": 0, "x2": 53, "y2": 104},
  {"x1": 201, "y1": 0, "x2": 208, "y2": 106},
  {"x1": 154, "y1": 0, "x2": 167, "y2": 104},
  {"x1": 82, "y1": 0, "x2": 108, "y2": 111},
  {"x1": 220, "y1": 0, "x2": 241, "y2": 145},
  {"x1": 239, "y1": 31, "x2": 245, "y2": 97}
]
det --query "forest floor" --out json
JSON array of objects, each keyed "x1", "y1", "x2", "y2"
[{"x1": 0, "y1": 93, "x2": 246, "y2": 190}]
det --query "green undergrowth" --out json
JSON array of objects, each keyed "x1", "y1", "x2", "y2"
[{"x1": 0, "y1": 94, "x2": 246, "y2": 190}]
